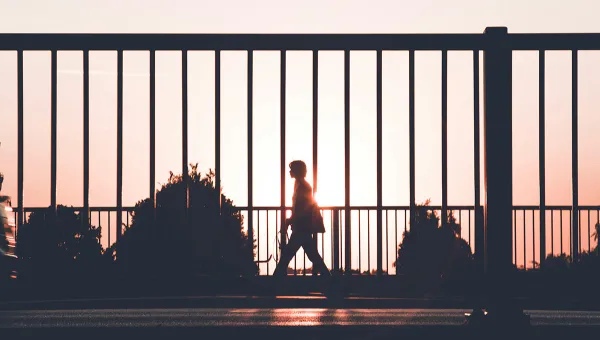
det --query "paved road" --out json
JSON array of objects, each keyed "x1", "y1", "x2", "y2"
[{"x1": 2, "y1": 308, "x2": 600, "y2": 339}]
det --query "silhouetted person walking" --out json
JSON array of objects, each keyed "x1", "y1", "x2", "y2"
[{"x1": 273, "y1": 161, "x2": 331, "y2": 277}]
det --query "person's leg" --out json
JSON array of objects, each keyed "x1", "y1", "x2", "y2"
[
  {"x1": 301, "y1": 234, "x2": 331, "y2": 277},
  {"x1": 273, "y1": 232, "x2": 302, "y2": 276}
]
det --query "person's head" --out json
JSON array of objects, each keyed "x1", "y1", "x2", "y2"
[{"x1": 289, "y1": 160, "x2": 307, "y2": 179}]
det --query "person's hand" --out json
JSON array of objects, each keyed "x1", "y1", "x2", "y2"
[{"x1": 280, "y1": 225, "x2": 288, "y2": 234}]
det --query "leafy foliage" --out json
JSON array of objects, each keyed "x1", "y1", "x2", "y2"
[
  {"x1": 394, "y1": 200, "x2": 474, "y2": 284},
  {"x1": 16, "y1": 205, "x2": 110, "y2": 280},
  {"x1": 117, "y1": 164, "x2": 258, "y2": 277}
]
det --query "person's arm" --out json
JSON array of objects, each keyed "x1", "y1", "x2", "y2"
[
  {"x1": 283, "y1": 183, "x2": 306, "y2": 231},
  {"x1": 282, "y1": 186, "x2": 297, "y2": 233},
  {"x1": 288, "y1": 185, "x2": 312, "y2": 226}
]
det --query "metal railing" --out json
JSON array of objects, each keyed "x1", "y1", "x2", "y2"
[
  {"x1": 3, "y1": 27, "x2": 600, "y2": 279},
  {"x1": 13, "y1": 204, "x2": 600, "y2": 275}
]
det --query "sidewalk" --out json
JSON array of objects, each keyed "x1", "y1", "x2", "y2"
[
  {"x1": 0, "y1": 295, "x2": 472, "y2": 311},
  {"x1": 2, "y1": 294, "x2": 600, "y2": 311}
]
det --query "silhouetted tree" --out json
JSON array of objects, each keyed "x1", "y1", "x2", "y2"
[
  {"x1": 393, "y1": 201, "x2": 474, "y2": 288},
  {"x1": 116, "y1": 164, "x2": 257, "y2": 278},
  {"x1": 537, "y1": 222, "x2": 600, "y2": 272},
  {"x1": 16, "y1": 205, "x2": 110, "y2": 281}
]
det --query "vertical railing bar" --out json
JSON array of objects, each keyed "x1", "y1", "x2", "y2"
[
  {"x1": 321, "y1": 209, "x2": 324, "y2": 257},
  {"x1": 312, "y1": 50, "x2": 318, "y2": 197},
  {"x1": 468, "y1": 209, "x2": 472, "y2": 247},
  {"x1": 395, "y1": 209, "x2": 398, "y2": 275},
  {"x1": 514, "y1": 210, "x2": 517, "y2": 265},
  {"x1": 83, "y1": 49, "x2": 90, "y2": 227},
  {"x1": 409, "y1": 50, "x2": 416, "y2": 228},
  {"x1": 247, "y1": 50, "x2": 254, "y2": 259},
  {"x1": 257, "y1": 210, "x2": 260, "y2": 266},
  {"x1": 50, "y1": 49, "x2": 57, "y2": 214},
  {"x1": 368, "y1": 210, "x2": 371, "y2": 274},
  {"x1": 331, "y1": 209, "x2": 342, "y2": 271},
  {"x1": 523, "y1": 210, "x2": 526, "y2": 269},
  {"x1": 280, "y1": 50, "x2": 287, "y2": 250},
  {"x1": 275, "y1": 210, "x2": 279, "y2": 267},
  {"x1": 216, "y1": 50, "x2": 222, "y2": 215},
  {"x1": 473, "y1": 50, "x2": 481, "y2": 267},
  {"x1": 339, "y1": 210, "x2": 342, "y2": 272},
  {"x1": 458, "y1": 210, "x2": 462, "y2": 239},
  {"x1": 376, "y1": 49, "x2": 383, "y2": 276},
  {"x1": 17, "y1": 50, "x2": 23, "y2": 234},
  {"x1": 551, "y1": 210, "x2": 554, "y2": 255},
  {"x1": 117, "y1": 49, "x2": 123, "y2": 249},
  {"x1": 385, "y1": 209, "x2": 389, "y2": 274},
  {"x1": 149, "y1": 50, "x2": 156, "y2": 218},
  {"x1": 108, "y1": 211, "x2": 111, "y2": 248},
  {"x1": 266, "y1": 210, "x2": 269, "y2": 274},
  {"x1": 182, "y1": 50, "x2": 189, "y2": 218},
  {"x1": 577, "y1": 210, "x2": 581, "y2": 253},
  {"x1": 358, "y1": 210, "x2": 361, "y2": 274},
  {"x1": 588, "y1": 210, "x2": 591, "y2": 252},
  {"x1": 331, "y1": 210, "x2": 334, "y2": 267},
  {"x1": 572, "y1": 49, "x2": 579, "y2": 262},
  {"x1": 441, "y1": 49, "x2": 448, "y2": 231},
  {"x1": 539, "y1": 50, "x2": 546, "y2": 267},
  {"x1": 344, "y1": 49, "x2": 352, "y2": 276},
  {"x1": 532, "y1": 209, "x2": 536, "y2": 268},
  {"x1": 342, "y1": 210, "x2": 345, "y2": 272},
  {"x1": 312, "y1": 49, "x2": 319, "y2": 263},
  {"x1": 560, "y1": 210, "x2": 564, "y2": 255}
]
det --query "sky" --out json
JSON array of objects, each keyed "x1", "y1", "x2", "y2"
[{"x1": 1, "y1": 0, "x2": 600, "y2": 272}]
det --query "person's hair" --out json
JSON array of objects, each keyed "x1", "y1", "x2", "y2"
[{"x1": 289, "y1": 160, "x2": 307, "y2": 178}]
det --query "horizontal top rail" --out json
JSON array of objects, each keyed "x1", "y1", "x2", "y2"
[
  {"x1": 12, "y1": 205, "x2": 600, "y2": 212},
  {"x1": 12, "y1": 206, "x2": 136, "y2": 212},
  {"x1": 510, "y1": 33, "x2": 600, "y2": 50},
  {"x1": 0, "y1": 33, "x2": 485, "y2": 51},
  {"x1": 1, "y1": 33, "x2": 600, "y2": 51}
]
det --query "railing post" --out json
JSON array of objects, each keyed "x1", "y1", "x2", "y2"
[
  {"x1": 539, "y1": 50, "x2": 546, "y2": 268},
  {"x1": 467, "y1": 27, "x2": 529, "y2": 327},
  {"x1": 82, "y1": 49, "x2": 90, "y2": 229},
  {"x1": 248, "y1": 50, "x2": 255, "y2": 259},
  {"x1": 343, "y1": 50, "x2": 351, "y2": 276},
  {"x1": 474, "y1": 205, "x2": 485, "y2": 273},
  {"x1": 376, "y1": 49, "x2": 383, "y2": 277},
  {"x1": 571, "y1": 50, "x2": 579, "y2": 263},
  {"x1": 116, "y1": 49, "x2": 123, "y2": 259}
]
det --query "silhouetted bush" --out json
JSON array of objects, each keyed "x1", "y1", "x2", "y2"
[
  {"x1": 394, "y1": 201, "x2": 474, "y2": 290},
  {"x1": 16, "y1": 205, "x2": 111, "y2": 281},
  {"x1": 116, "y1": 164, "x2": 257, "y2": 278}
]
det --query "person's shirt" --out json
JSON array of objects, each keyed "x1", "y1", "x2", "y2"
[{"x1": 292, "y1": 179, "x2": 314, "y2": 228}]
